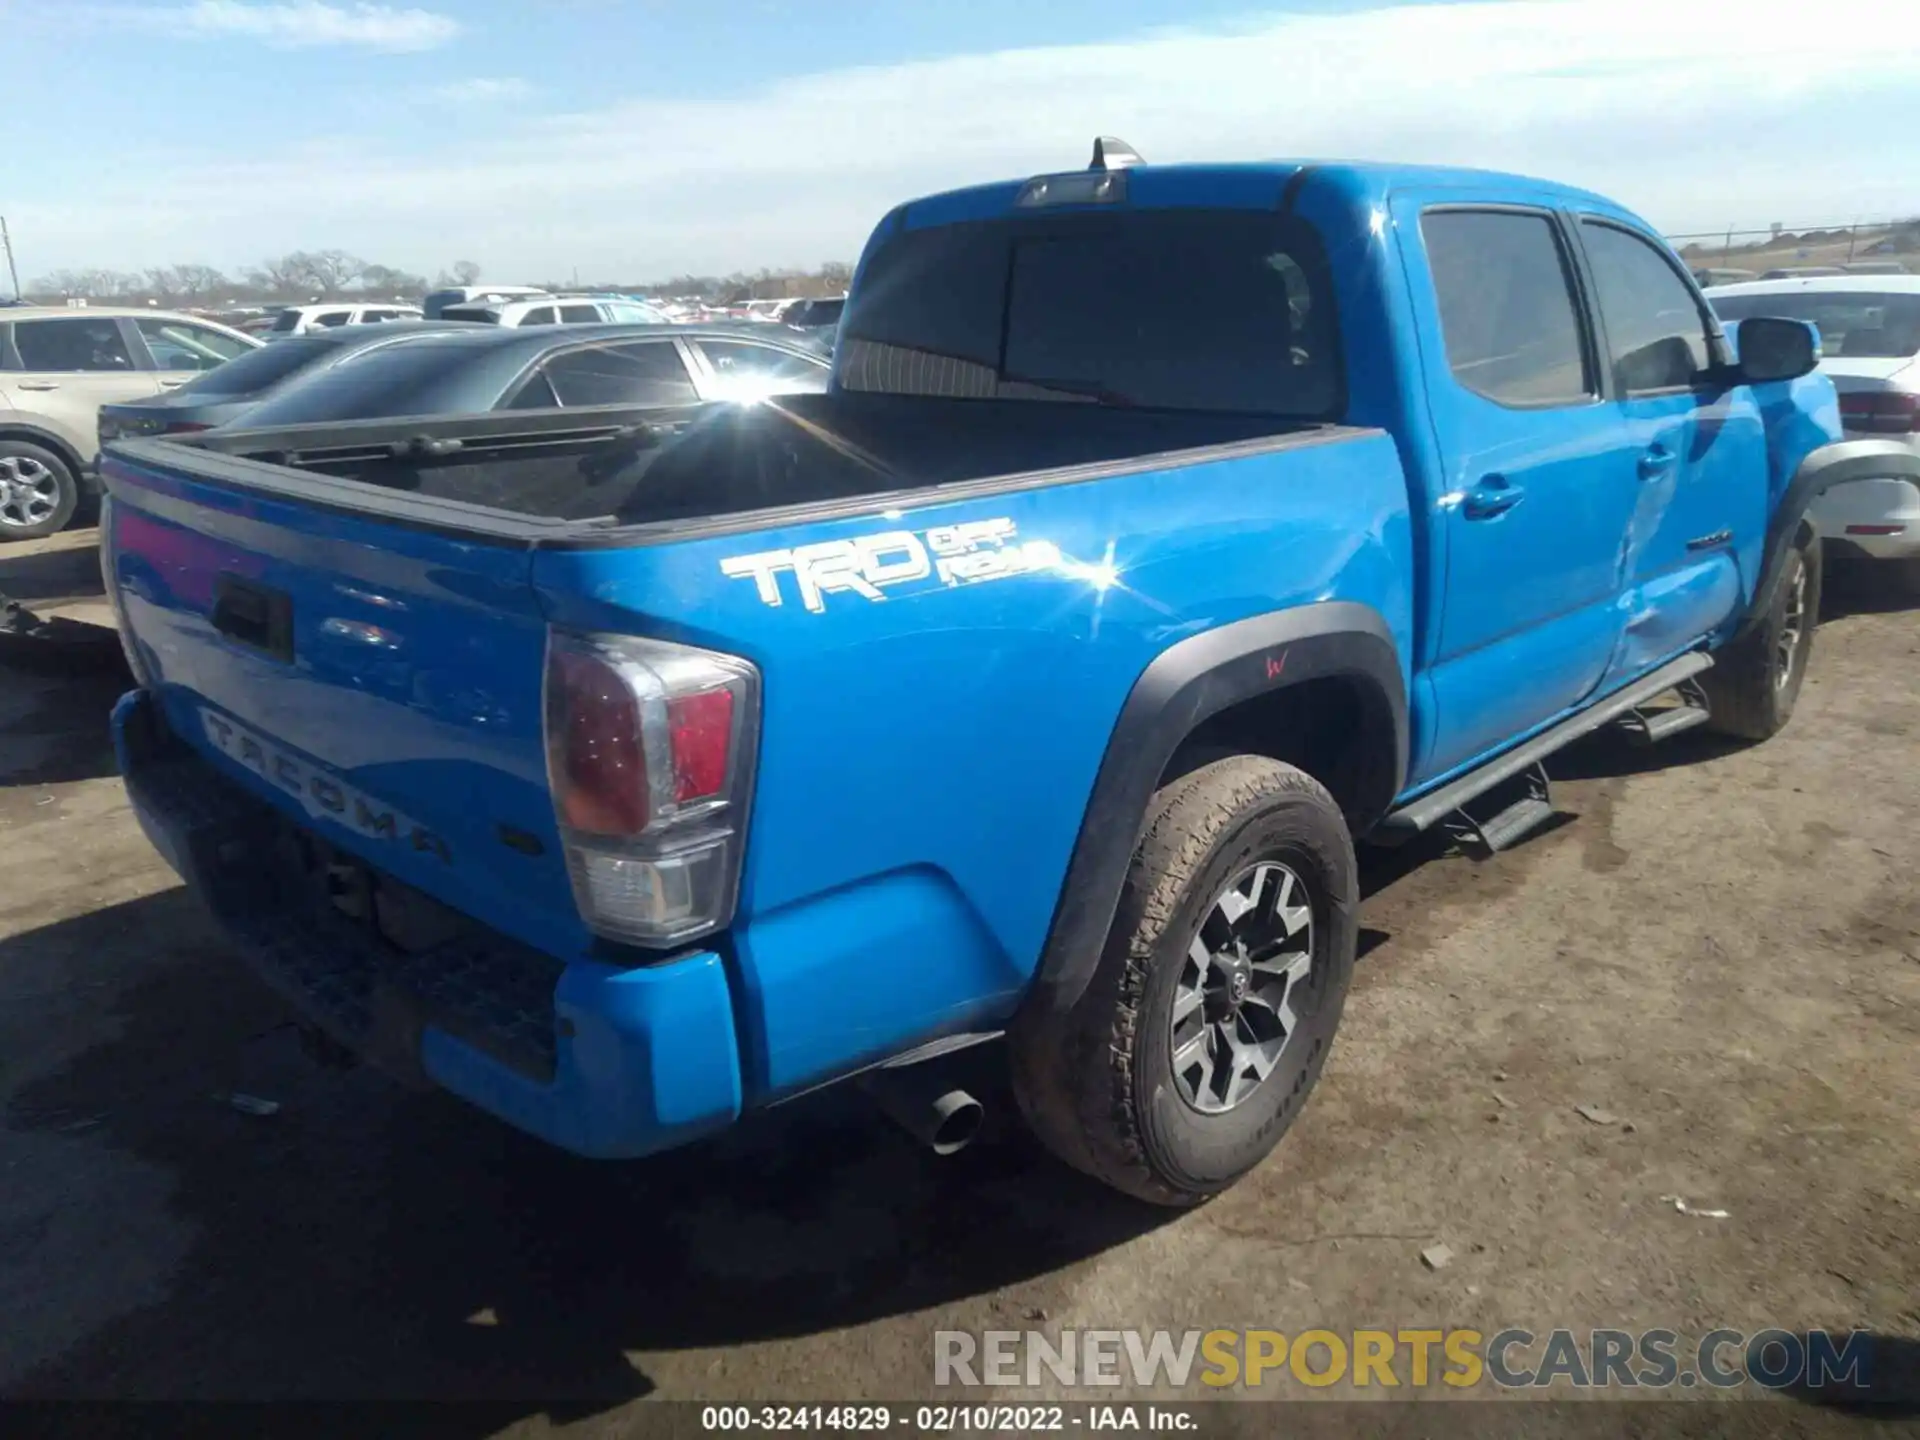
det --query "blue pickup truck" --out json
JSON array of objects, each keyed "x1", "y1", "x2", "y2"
[{"x1": 100, "y1": 144, "x2": 1920, "y2": 1205}]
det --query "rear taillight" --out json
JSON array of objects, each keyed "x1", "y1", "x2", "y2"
[
  {"x1": 543, "y1": 630, "x2": 759, "y2": 948},
  {"x1": 1839, "y1": 392, "x2": 1920, "y2": 434}
]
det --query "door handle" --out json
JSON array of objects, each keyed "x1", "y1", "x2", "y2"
[
  {"x1": 1639, "y1": 443, "x2": 1678, "y2": 480},
  {"x1": 15, "y1": 381, "x2": 59, "y2": 392},
  {"x1": 1463, "y1": 476, "x2": 1526, "y2": 520}
]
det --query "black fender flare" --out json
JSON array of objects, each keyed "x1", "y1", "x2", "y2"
[
  {"x1": 1020, "y1": 601, "x2": 1407, "y2": 1020},
  {"x1": 1745, "y1": 438, "x2": 1920, "y2": 633},
  {"x1": 0, "y1": 419, "x2": 89, "y2": 474}
]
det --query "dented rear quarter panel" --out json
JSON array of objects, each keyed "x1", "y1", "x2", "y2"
[{"x1": 533, "y1": 432, "x2": 1415, "y2": 1096}]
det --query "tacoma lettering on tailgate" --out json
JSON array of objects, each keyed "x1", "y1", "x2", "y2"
[{"x1": 199, "y1": 709, "x2": 451, "y2": 862}]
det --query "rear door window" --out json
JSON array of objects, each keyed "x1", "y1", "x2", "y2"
[
  {"x1": 312, "y1": 310, "x2": 352, "y2": 328},
  {"x1": 537, "y1": 341, "x2": 698, "y2": 406},
  {"x1": 134, "y1": 318, "x2": 254, "y2": 371},
  {"x1": 1579, "y1": 221, "x2": 1714, "y2": 393},
  {"x1": 839, "y1": 208, "x2": 1342, "y2": 417},
  {"x1": 13, "y1": 317, "x2": 138, "y2": 372},
  {"x1": 520, "y1": 307, "x2": 558, "y2": 326},
  {"x1": 1421, "y1": 210, "x2": 1594, "y2": 407},
  {"x1": 694, "y1": 339, "x2": 828, "y2": 392},
  {"x1": 558, "y1": 304, "x2": 602, "y2": 324}
]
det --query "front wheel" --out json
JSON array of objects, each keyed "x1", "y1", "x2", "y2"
[
  {"x1": 1702, "y1": 531, "x2": 1820, "y2": 741},
  {"x1": 1010, "y1": 756, "x2": 1358, "y2": 1206}
]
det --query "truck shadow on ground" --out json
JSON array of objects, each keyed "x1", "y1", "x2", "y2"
[
  {"x1": 3, "y1": 890, "x2": 1179, "y2": 1417},
  {"x1": 1822, "y1": 561, "x2": 1918, "y2": 621}
]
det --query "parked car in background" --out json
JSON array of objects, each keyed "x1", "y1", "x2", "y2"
[
  {"x1": 1692, "y1": 267, "x2": 1756, "y2": 289},
  {"x1": 421, "y1": 284, "x2": 552, "y2": 319},
  {"x1": 1843, "y1": 261, "x2": 1911, "y2": 277},
  {"x1": 0, "y1": 306, "x2": 257, "y2": 538},
  {"x1": 1758, "y1": 266, "x2": 1847, "y2": 281},
  {"x1": 219, "y1": 323, "x2": 830, "y2": 430},
  {"x1": 266, "y1": 303, "x2": 425, "y2": 340},
  {"x1": 1709, "y1": 276, "x2": 1920, "y2": 590},
  {"x1": 436, "y1": 295, "x2": 671, "y2": 327},
  {"x1": 97, "y1": 322, "x2": 473, "y2": 444}
]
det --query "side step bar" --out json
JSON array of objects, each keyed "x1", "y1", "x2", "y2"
[
  {"x1": 1377, "y1": 651, "x2": 1714, "y2": 845},
  {"x1": 1619, "y1": 675, "x2": 1713, "y2": 747}
]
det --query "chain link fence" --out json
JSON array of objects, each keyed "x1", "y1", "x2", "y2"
[{"x1": 1663, "y1": 219, "x2": 1918, "y2": 273}]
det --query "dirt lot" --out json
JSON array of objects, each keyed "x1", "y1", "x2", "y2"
[{"x1": 2, "y1": 535, "x2": 1917, "y2": 1432}]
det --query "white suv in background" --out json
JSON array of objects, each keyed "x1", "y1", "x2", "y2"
[
  {"x1": 436, "y1": 296, "x2": 670, "y2": 327},
  {"x1": 1709, "y1": 276, "x2": 1920, "y2": 591},
  {"x1": 265, "y1": 302, "x2": 425, "y2": 340},
  {"x1": 0, "y1": 307, "x2": 258, "y2": 539}
]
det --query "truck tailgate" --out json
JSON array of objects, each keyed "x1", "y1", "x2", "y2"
[{"x1": 101, "y1": 447, "x2": 584, "y2": 959}]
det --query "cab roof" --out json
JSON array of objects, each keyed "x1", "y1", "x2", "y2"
[{"x1": 895, "y1": 158, "x2": 1645, "y2": 233}]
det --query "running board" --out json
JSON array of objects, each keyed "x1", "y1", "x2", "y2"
[
  {"x1": 1619, "y1": 675, "x2": 1712, "y2": 747},
  {"x1": 1377, "y1": 651, "x2": 1714, "y2": 843},
  {"x1": 1447, "y1": 762, "x2": 1555, "y2": 854}
]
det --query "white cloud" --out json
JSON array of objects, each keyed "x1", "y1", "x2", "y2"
[
  {"x1": 17, "y1": 0, "x2": 1920, "y2": 277},
  {"x1": 137, "y1": 1, "x2": 459, "y2": 51},
  {"x1": 425, "y1": 77, "x2": 536, "y2": 105}
]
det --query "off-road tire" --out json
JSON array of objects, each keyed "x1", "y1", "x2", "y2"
[
  {"x1": 1009, "y1": 756, "x2": 1358, "y2": 1206},
  {"x1": 0, "y1": 440, "x2": 79, "y2": 542},
  {"x1": 1702, "y1": 532, "x2": 1820, "y2": 742}
]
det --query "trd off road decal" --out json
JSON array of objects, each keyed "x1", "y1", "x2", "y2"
[{"x1": 720, "y1": 518, "x2": 1064, "y2": 613}]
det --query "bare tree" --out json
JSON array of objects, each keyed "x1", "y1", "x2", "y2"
[
  {"x1": 171, "y1": 263, "x2": 229, "y2": 302},
  {"x1": 287, "y1": 249, "x2": 366, "y2": 296},
  {"x1": 247, "y1": 254, "x2": 308, "y2": 299},
  {"x1": 359, "y1": 263, "x2": 428, "y2": 298},
  {"x1": 450, "y1": 259, "x2": 482, "y2": 286}
]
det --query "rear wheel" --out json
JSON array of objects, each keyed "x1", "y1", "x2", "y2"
[
  {"x1": 1010, "y1": 755, "x2": 1358, "y2": 1206},
  {"x1": 0, "y1": 441, "x2": 78, "y2": 541},
  {"x1": 1702, "y1": 531, "x2": 1820, "y2": 741}
]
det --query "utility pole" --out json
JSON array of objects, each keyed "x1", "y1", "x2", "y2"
[{"x1": 0, "y1": 216, "x2": 20, "y2": 300}]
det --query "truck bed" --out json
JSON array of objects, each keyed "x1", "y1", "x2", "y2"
[{"x1": 160, "y1": 395, "x2": 1333, "y2": 536}]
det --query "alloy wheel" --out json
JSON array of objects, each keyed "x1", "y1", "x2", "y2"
[{"x1": 1170, "y1": 859, "x2": 1316, "y2": 1114}]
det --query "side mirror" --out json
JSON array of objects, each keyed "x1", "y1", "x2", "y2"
[{"x1": 1735, "y1": 316, "x2": 1820, "y2": 384}]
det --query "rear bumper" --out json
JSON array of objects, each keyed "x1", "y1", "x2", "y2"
[
  {"x1": 1809, "y1": 475, "x2": 1920, "y2": 560},
  {"x1": 112, "y1": 688, "x2": 743, "y2": 1159}
]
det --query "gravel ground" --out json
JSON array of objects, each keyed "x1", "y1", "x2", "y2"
[{"x1": 2, "y1": 535, "x2": 1916, "y2": 1435}]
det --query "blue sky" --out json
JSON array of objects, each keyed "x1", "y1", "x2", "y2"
[{"x1": 1, "y1": 0, "x2": 1916, "y2": 284}]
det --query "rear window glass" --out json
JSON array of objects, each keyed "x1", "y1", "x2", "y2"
[
  {"x1": 1710, "y1": 291, "x2": 1920, "y2": 359},
  {"x1": 170, "y1": 336, "x2": 332, "y2": 396},
  {"x1": 541, "y1": 341, "x2": 698, "y2": 406},
  {"x1": 228, "y1": 341, "x2": 492, "y2": 426},
  {"x1": 838, "y1": 208, "x2": 1342, "y2": 417}
]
